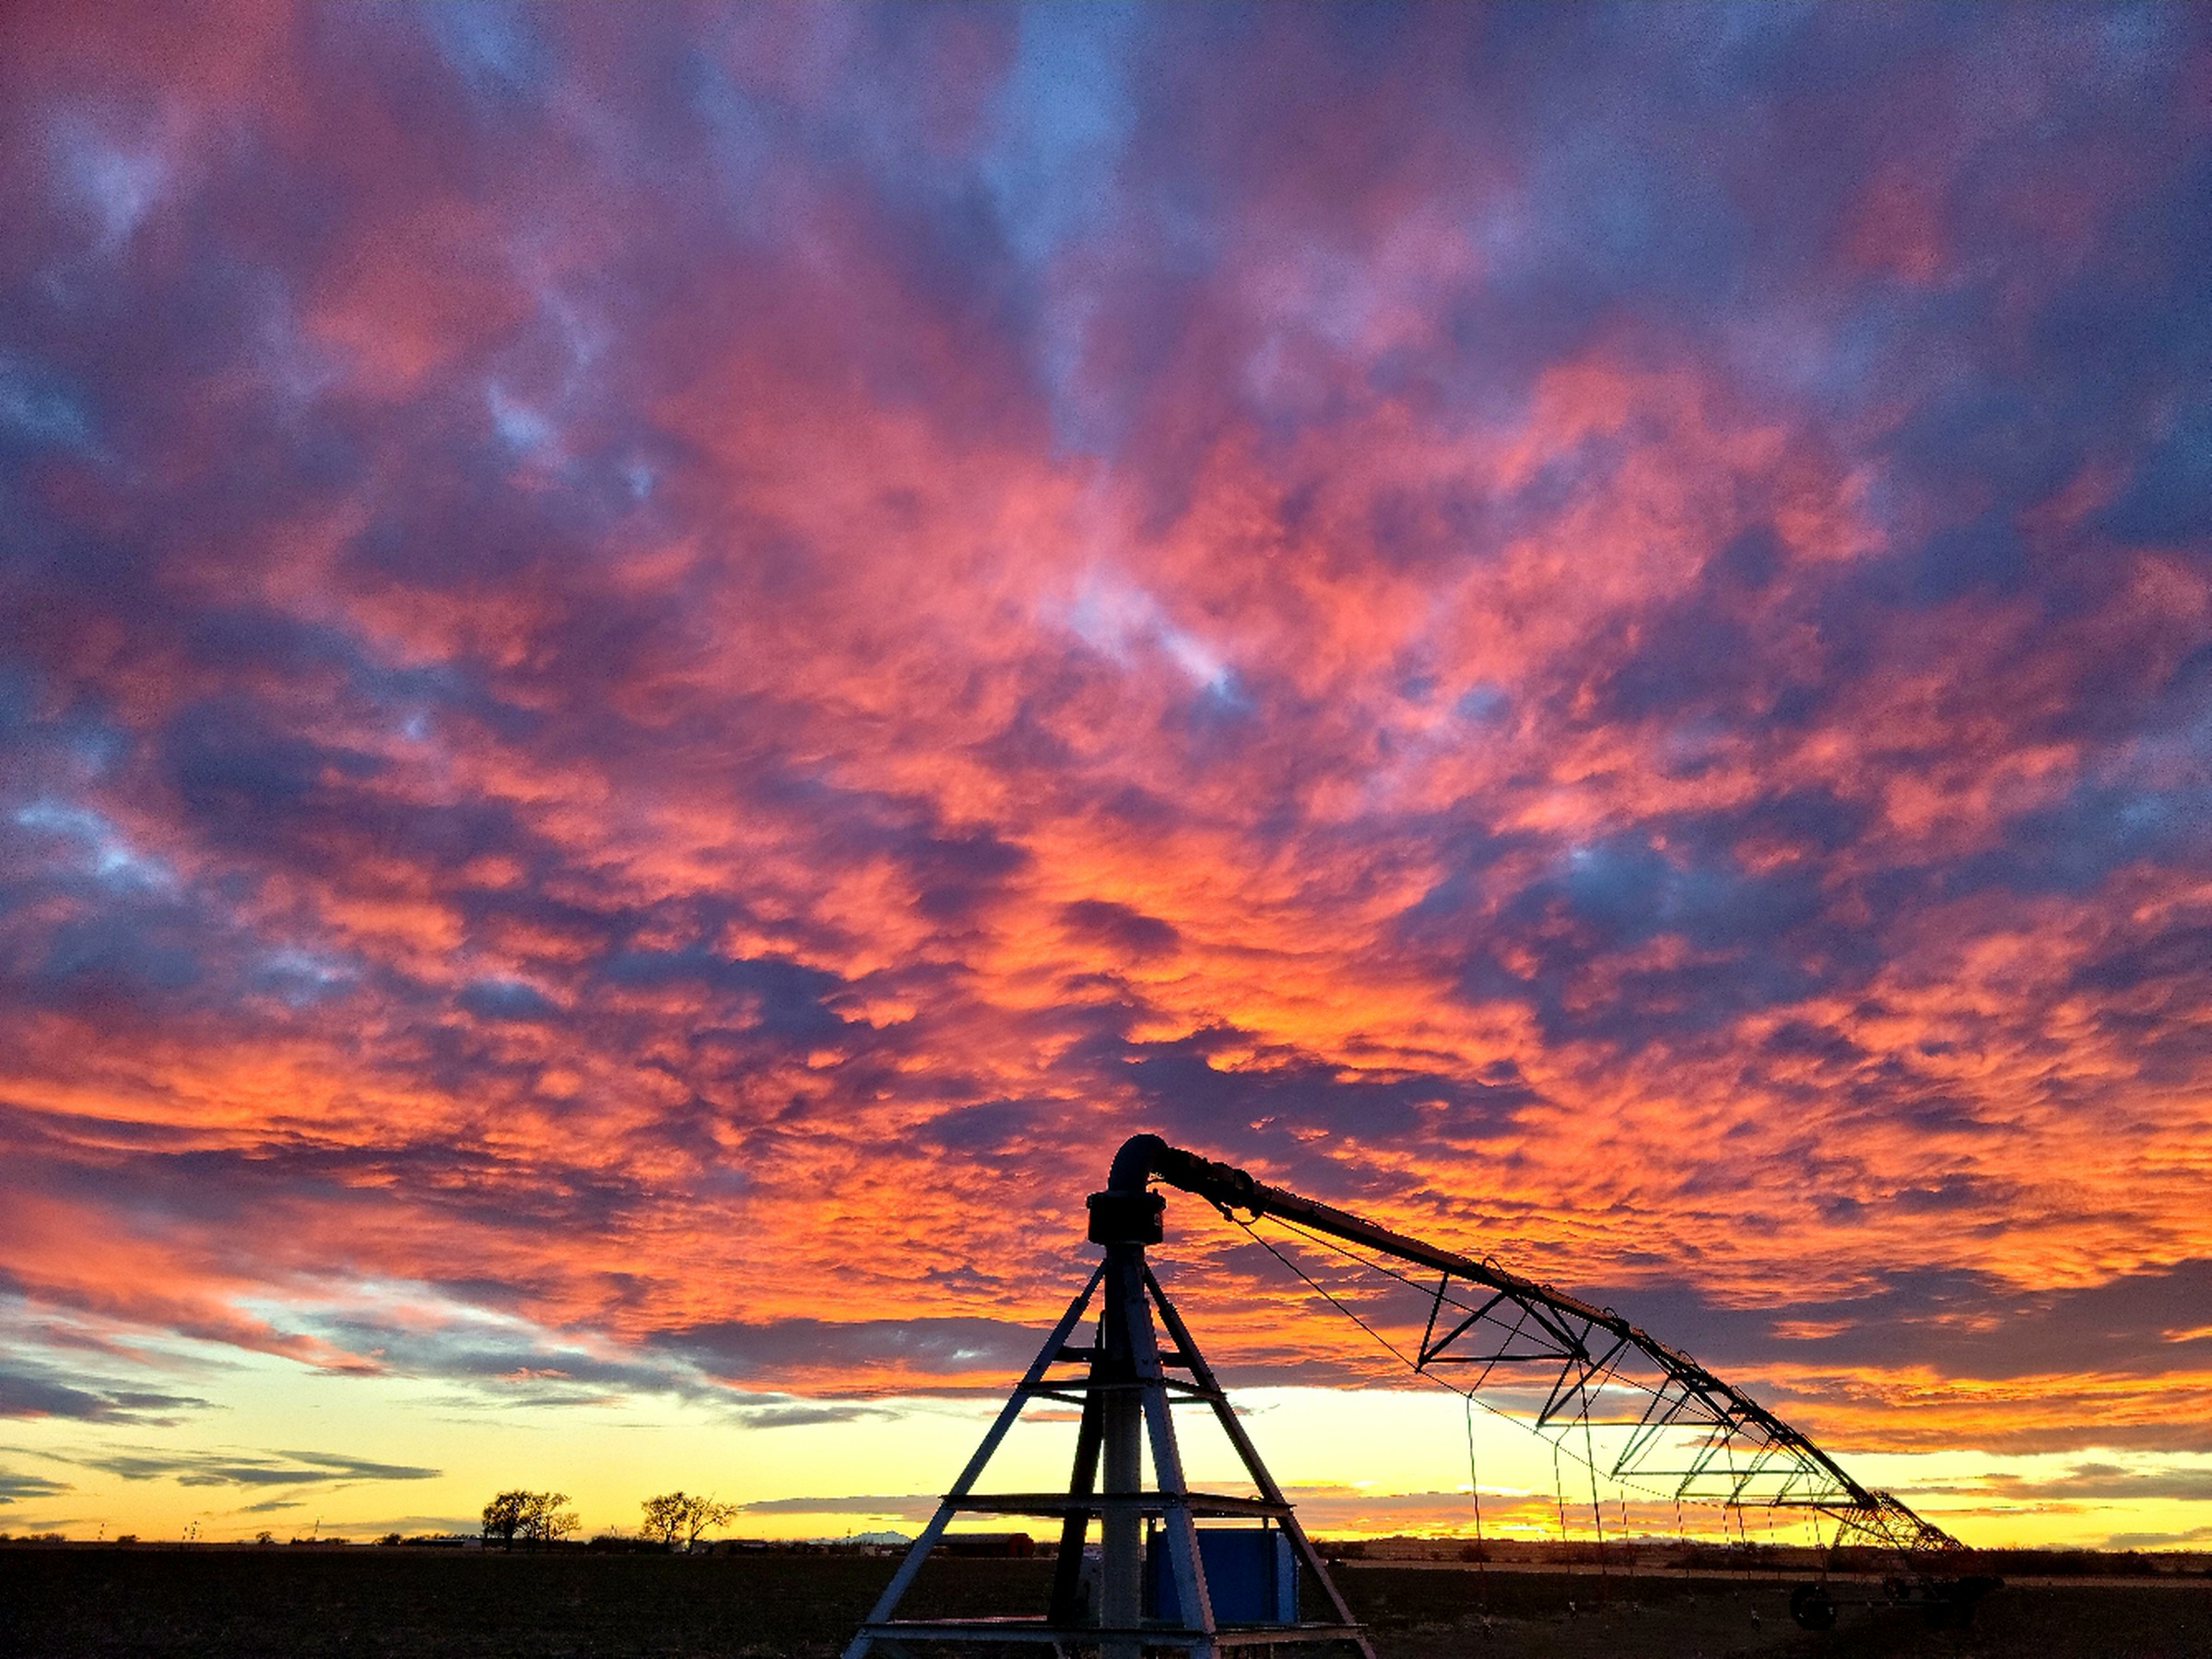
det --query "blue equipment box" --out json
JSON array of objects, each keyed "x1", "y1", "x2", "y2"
[{"x1": 1142, "y1": 1524, "x2": 1298, "y2": 1625}]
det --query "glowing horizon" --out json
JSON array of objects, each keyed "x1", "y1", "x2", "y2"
[{"x1": 2, "y1": 4, "x2": 2208, "y2": 1552}]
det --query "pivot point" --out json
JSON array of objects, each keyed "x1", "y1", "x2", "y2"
[{"x1": 1086, "y1": 1188, "x2": 1165, "y2": 1245}]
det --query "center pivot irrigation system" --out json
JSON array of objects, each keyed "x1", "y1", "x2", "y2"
[{"x1": 847, "y1": 1135, "x2": 1992, "y2": 1658}]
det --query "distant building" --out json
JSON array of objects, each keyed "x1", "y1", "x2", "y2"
[{"x1": 935, "y1": 1532, "x2": 1037, "y2": 1559}]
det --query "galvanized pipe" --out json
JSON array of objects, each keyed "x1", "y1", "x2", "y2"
[{"x1": 1099, "y1": 1241, "x2": 1146, "y2": 1659}]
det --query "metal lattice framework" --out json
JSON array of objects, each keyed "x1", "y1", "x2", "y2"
[
  {"x1": 843, "y1": 1135, "x2": 1975, "y2": 1659},
  {"x1": 1135, "y1": 1137, "x2": 1964, "y2": 1561},
  {"x1": 847, "y1": 1249, "x2": 1376, "y2": 1659}
]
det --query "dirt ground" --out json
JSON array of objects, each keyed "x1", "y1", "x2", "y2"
[
  {"x1": 1337, "y1": 1560, "x2": 2209, "y2": 1658},
  {"x1": 2, "y1": 1547, "x2": 2206, "y2": 1658}
]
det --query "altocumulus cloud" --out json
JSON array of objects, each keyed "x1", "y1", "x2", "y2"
[{"x1": 0, "y1": 2, "x2": 2204, "y2": 1522}]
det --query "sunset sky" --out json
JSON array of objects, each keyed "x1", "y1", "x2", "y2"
[{"x1": 3, "y1": 4, "x2": 2209, "y2": 1550}]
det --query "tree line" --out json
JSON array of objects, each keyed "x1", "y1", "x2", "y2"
[
  {"x1": 479, "y1": 1491, "x2": 579, "y2": 1549},
  {"x1": 480, "y1": 1489, "x2": 738, "y2": 1551}
]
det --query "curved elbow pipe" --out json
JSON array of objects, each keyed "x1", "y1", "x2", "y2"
[
  {"x1": 1107, "y1": 1134, "x2": 1262, "y2": 1212},
  {"x1": 1087, "y1": 1134, "x2": 1174, "y2": 1246},
  {"x1": 1106, "y1": 1133, "x2": 1169, "y2": 1193}
]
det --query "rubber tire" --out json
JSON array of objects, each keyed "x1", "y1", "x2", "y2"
[
  {"x1": 1923, "y1": 1596, "x2": 1971, "y2": 1630},
  {"x1": 1790, "y1": 1583, "x2": 1838, "y2": 1630}
]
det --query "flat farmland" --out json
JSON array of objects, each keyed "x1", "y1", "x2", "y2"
[{"x1": 2, "y1": 1547, "x2": 2207, "y2": 1658}]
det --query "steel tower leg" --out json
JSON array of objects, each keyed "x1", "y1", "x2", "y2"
[
  {"x1": 846, "y1": 1178, "x2": 1362, "y2": 1659},
  {"x1": 1124, "y1": 1245, "x2": 1214, "y2": 1657},
  {"x1": 1100, "y1": 1241, "x2": 1146, "y2": 1659},
  {"x1": 1147, "y1": 1265, "x2": 1374, "y2": 1659},
  {"x1": 1045, "y1": 1387, "x2": 1103, "y2": 1625},
  {"x1": 842, "y1": 1265, "x2": 1106, "y2": 1659}
]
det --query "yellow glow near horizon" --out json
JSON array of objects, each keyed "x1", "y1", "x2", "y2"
[{"x1": 6, "y1": 1348, "x2": 2206, "y2": 1553}]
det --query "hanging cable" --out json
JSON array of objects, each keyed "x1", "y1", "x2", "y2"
[
  {"x1": 1552, "y1": 1441, "x2": 1571, "y2": 1546},
  {"x1": 1230, "y1": 1213, "x2": 1661, "y2": 1486},
  {"x1": 1582, "y1": 1400, "x2": 1608, "y2": 1587},
  {"x1": 1229, "y1": 1205, "x2": 1909, "y2": 1586},
  {"x1": 1233, "y1": 1211, "x2": 1756, "y2": 1518},
  {"x1": 1621, "y1": 1498, "x2": 1636, "y2": 1593},
  {"x1": 1233, "y1": 1213, "x2": 1423, "y2": 1372},
  {"x1": 1463, "y1": 1394, "x2": 1488, "y2": 1605}
]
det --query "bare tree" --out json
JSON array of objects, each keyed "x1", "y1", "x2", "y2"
[
  {"x1": 484, "y1": 1489, "x2": 577, "y2": 1550},
  {"x1": 680, "y1": 1494, "x2": 738, "y2": 1552},
  {"x1": 482, "y1": 1490, "x2": 530, "y2": 1550},
  {"x1": 640, "y1": 1490, "x2": 739, "y2": 1551},
  {"x1": 640, "y1": 1491, "x2": 688, "y2": 1550},
  {"x1": 520, "y1": 1491, "x2": 579, "y2": 1548}
]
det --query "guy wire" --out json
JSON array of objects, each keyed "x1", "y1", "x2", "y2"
[{"x1": 1463, "y1": 1392, "x2": 1488, "y2": 1603}]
